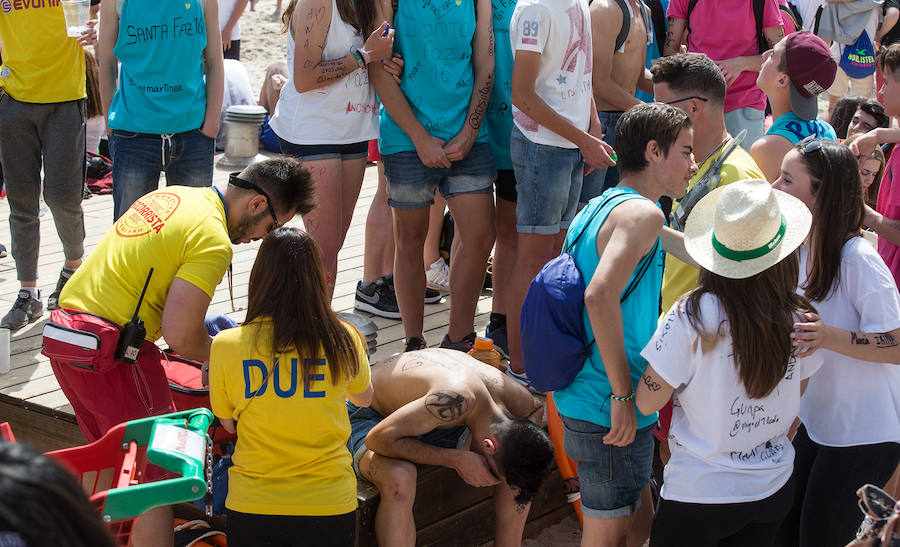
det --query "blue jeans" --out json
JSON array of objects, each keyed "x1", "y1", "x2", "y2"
[
  {"x1": 346, "y1": 401, "x2": 468, "y2": 476},
  {"x1": 382, "y1": 142, "x2": 495, "y2": 210},
  {"x1": 723, "y1": 107, "x2": 765, "y2": 152},
  {"x1": 581, "y1": 110, "x2": 622, "y2": 205},
  {"x1": 511, "y1": 125, "x2": 584, "y2": 235},
  {"x1": 110, "y1": 128, "x2": 215, "y2": 220},
  {"x1": 560, "y1": 414, "x2": 655, "y2": 519}
]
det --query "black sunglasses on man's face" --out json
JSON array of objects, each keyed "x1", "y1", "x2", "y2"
[{"x1": 228, "y1": 173, "x2": 282, "y2": 231}]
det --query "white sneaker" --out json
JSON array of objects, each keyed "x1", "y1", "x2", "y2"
[{"x1": 425, "y1": 258, "x2": 450, "y2": 293}]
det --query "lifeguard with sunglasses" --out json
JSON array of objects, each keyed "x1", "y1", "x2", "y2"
[{"x1": 41, "y1": 158, "x2": 314, "y2": 547}]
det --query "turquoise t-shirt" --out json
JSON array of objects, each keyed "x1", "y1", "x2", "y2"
[
  {"x1": 379, "y1": 0, "x2": 489, "y2": 155},
  {"x1": 485, "y1": 0, "x2": 515, "y2": 170},
  {"x1": 553, "y1": 187, "x2": 662, "y2": 430},
  {"x1": 108, "y1": 0, "x2": 208, "y2": 134},
  {"x1": 766, "y1": 112, "x2": 837, "y2": 145}
]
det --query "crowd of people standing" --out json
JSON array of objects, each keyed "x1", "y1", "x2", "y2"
[{"x1": 0, "y1": 0, "x2": 899, "y2": 546}]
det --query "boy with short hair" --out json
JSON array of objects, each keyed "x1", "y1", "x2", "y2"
[
  {"x1": 751, "y1": 31, "x2": 838, "y2": 181},
  {"x1": 553, "y1": 102, "x2": 697, "y2": 546}
]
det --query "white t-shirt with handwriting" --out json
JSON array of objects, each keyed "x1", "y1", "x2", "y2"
[
  {"x1": 798, "y1": 237, "x2": 900, "y2": 447},
  {"x1": 641, "y1": 294, "x2": 823, "y2": 504},
  {"x1": 510, "y1": 0, "x2": 593, "y2": 148}
]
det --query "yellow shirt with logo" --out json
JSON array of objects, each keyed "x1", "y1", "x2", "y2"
[
  {"x1": 209, "y1": 320, "x2": 371, "y2": 516},
  {"x1": 60, "y1": 187, "x2": 232, "y2": 340},
  {"x1": 0, "y1": 0, "x2": 86, "y2": 102},
  {"x1": 660, "y1": 145, "x2": 765, "y2": 313}
]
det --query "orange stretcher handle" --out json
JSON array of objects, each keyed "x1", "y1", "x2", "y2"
[{"x1": 546, "y1": 393, "x2": 583, "y2": 525}]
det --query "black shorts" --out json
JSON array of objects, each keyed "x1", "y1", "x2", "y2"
[
  {"x1": 280, "y1": 140, "x2": 369, "y2": 162},
  {"x1": 495, "y1": 168, "x2": 517, "y2": 203},
  {"x1": 224, "y1": 40, "x2": 241, "y2": 61},
  {"x1": 227, "y1": 510, "x2": 355, "y2": 547}
]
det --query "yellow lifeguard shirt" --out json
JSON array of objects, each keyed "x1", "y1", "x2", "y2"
[
  {"x1": 209, "y1": 320, "x2": 371, "y2": 516},
  {"x1": 660, "y1": 145, "x2": 765, "y2": 313},
  {"x1": 0, "y1": 0, "x2": 86, "y2": 102},
  {"x1": 60, "y1": 187, "x2": 232, "y2": 341}
]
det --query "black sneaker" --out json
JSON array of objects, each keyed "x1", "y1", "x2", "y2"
[
  {"x1": 47, "y1": 268, "x2": 74, "y2": 311},
  {"x1": 0, "y1": 243, "x2": 6, "y2": 258},
  {"x1": 403, "y1": 337, "x2": 427, "y2": 352},
  {"x1": 485, "y1": 323, "x2": 509, "y2": 360},
  {"x1": 383, "y1": 274, "x2": 442, "y2": 304},
  {"x1": 355, "y1": 278, "x2": 401, "y2": 319},
  {"x1": 439, "y1": 331, "x2": 477, "y2": 352},
  {"x1": 1, "y1": 289, "x2": 43, "y2": 330},
  {"x1": 424, "y1": 286, "x2": 441, "y2": 304}
]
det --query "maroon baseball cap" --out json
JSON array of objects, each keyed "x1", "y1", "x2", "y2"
[{"x1": 784, "y1": 31, "x2": 837, "y2": 121}]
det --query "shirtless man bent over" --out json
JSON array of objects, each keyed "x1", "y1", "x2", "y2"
[{"x1": 348, "y1": 349, "x2": 554, "y2": 547}]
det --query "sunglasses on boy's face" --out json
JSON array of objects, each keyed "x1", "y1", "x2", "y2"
[{"x1": 228, "y1": 173, "x2": 282, "y2": 232}]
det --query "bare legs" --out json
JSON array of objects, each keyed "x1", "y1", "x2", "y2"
[
  {"x1": 300, "y1": 157, "x2": 366, "y2": 300},
  {"x1": 362, "y1": 162, "x2": 395, "y2": 283}
]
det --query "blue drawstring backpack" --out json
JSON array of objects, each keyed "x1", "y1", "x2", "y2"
[
  {"x1": 520, "y1": 191, "x2": 654, "y2": 393},
  {"x1": 840, "y1": 30, "x2": 877, "y2": 79}
]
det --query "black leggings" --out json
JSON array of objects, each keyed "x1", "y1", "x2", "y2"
[
  {"x1": 227, "y1": 510, "x2": 355, "y2": 547},
  {"x1": 650, "y1": 474, "x2": 795, "y2": 547},
  {"x1": 775, "y1": 425, "x2": 900, "y2": 547}
]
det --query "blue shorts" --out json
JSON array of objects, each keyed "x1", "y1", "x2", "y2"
[
  {"x1": 382, "y1": 142, "x2": 496, "y2": 210},
  {"x1": 580, "y1": 110, "x2": 622, "y2": 205},
  {"x1": 346, "y1": 401, "x2": 469, "y2": 476},
  {"x1": 510, "y1": 125, "x2": 584, "y2": 235},
  {"x1": 560, "y1": 415, "x2": 654, "y2": 520}
]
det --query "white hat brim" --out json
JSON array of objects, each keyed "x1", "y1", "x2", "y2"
[{"x1": 683, "y1": 183, "x2": 812, "y2": 279}]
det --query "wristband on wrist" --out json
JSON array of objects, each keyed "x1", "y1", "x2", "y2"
[
  {"x1": 352, "y1": 49, "x2": 367, "y2": 69},
  {"x1": 610, "y1": 392, "x2": 634, "y2": 402},
  {"x1": 351, "y1": 50, "x2": 366, "y2": 69}
]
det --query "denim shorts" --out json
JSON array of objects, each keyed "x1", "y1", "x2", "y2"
[
  {"x1": 279, "y1": 139, "x2": 368, "y2": 162},
  {"x1": 346, "y1": 401, "x2": 469, "y2": 476},
  {"x1": 382, "y1": 142, "x2": 496, "y2": 210},
  {"x1": 560, "y1": 414, "x2": 654, "y2": 519},
  {"x1": 511, "y1": 125, "x2": 584, "y2": 235},
  {"x1": 580, "y1": 110, "x2": 622, "y2": 205},
  {"x1": 109, "y1": 128, "x2": 214, "y2": 220}
]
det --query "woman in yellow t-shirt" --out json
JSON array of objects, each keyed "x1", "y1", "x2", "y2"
[{"x1": 210, "y1": 227, "x2": 373, "y2": 547}]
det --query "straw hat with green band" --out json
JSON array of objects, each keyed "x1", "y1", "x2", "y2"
[{"x1": 683, "y1": 179, "x2": 812, "y2": 280}]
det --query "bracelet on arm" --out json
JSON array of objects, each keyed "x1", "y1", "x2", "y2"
[
  {"x1": 610, "y1": 392, "x2": 634, "y2": 402},
  {"x1": 351, "y1": 49, "x2": 367, "y2": 69}
]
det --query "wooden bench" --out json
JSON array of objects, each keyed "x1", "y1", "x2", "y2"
[
  {"x1": 3, "y1": 397, "x2": 573, "y2": 546},
  {"x1": 355, "y1": 465, "x2": 572, "y2": 546}
]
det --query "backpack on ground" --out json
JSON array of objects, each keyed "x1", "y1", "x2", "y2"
[
  {"x1": 85, "y1": 151, "x2": 113, "y2": 195},
  {"x1": 520, "y1": 191, "x2": 656, "y2": 393},
  {"x1": 687, "y1": 0, "x2": 768, "y2": 54}
]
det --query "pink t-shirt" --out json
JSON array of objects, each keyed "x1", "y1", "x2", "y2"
[
  {"x1": 877, "y1": 149, "x2": 900, "y2": 287},
  {"x1": 668, "y1": 0, "x2": 783, "y2": 113}
]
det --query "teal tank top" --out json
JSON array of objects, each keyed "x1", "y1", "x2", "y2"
[
  {"x1": 553, "y1": 187, "x2": 662, "y2": 430},
  {"x1": 485, "y1": 0, "x2": 515, "y2": 170},
  {"x1": 378, "y1": 0, "x2": 488, "y2": 155},
  {"x1": 766, "y1": 112, "x2": 837, "y2": 146},
  {"x1": 108, "y1": 0, "x2": 208, "y2": 134}
]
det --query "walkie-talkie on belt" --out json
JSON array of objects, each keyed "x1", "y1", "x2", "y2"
[{"x1": 115, "y1": 268, "x2": 154, "y2": 364}]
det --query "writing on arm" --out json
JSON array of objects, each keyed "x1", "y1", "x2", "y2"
[{"x1": 663, "y1": 17, "x2": 686, "y2": 56}]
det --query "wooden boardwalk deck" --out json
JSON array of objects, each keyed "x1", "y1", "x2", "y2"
[{"x1": 0, "y1": 161, "x2": 495, "y2": 448}]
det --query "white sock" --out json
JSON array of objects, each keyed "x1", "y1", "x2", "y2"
[{"x1": 22, "y1": 287, "x2": 39, "y2": 300}]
